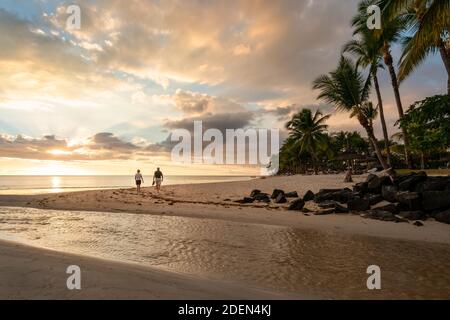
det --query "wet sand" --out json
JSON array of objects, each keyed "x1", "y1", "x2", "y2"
[{"x1": 0, "y1": 239, "x2": 301, "y2": 300}]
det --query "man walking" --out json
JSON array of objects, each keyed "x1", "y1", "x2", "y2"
[{"x1": 153, "y1": 167, "x2": 164, "y2": 192}]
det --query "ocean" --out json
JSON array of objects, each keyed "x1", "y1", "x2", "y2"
[{"x1": 0, "y1": 175, "x2": 253, "y2": 195}]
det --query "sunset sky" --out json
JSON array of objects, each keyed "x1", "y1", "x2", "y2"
[{"x1": 0, "y1": 0, "x2": 447, "y2": 175}]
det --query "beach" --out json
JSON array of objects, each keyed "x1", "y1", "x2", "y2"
[{"x1": 1, "y1": 174, "x2": 449, "y2": 299}]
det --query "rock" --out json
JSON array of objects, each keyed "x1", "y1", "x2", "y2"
[
  {"x1": 317, "y1": 200, "x2": 348, "y2": 213},
  {"x1": 314, "y1": 188, "x2": 355, "y2": 203},
  {"x1": 347, "y1": 198, "x2": 370, "y2": 211},
  {"x1": 372, "y1": 202, "x2": 398, "y2": 214},
  {"x1": 382, "y1": 185, "x2": 398, "y2": 203},
  {"x1": 413, "y1": 221, "x2": 424, "y2": 227},
  {"x1": 435, "y1": 209, "x2": 450, "y2": 224},
  {"x1": 234, "y1": 197, "x2": 255, "y2": 204},
  {"x1": 288, "y1": 198, "x2": 305, "y2": 210},
  {"x1": 353, "y1": 182, "x2": 368, "y2": 195},
  {"x1": 379, "y1": 175, "x2": 393, "y2": 187},
  {"x1": 302, "y1": 207, "x2": 312, "y2": 213},
  {"x1": 274, "y1": 193, "x2": 287, "y2": 204},
  {"x1": 398, "y1": 172, "x2": 427, "y2": 192},
  {"x1": 415, "y1": 177, "x2": 450, "y2": 193},
  {"x1": 303, "y1": 190, "x2": 315, "y2": 202},
  {"x1": 271, "y1": 189, "x2": 285, "y2": 199},
  {"x1": 367, "y1": 194, "x2": 384, "y2": 206},
  {"x1": 397, "y1": 211, "x2": 424, "y2": 221},
  {"x1": 334, "y1": 203, "x2": 349, "y2": 214},
  {"x1": 422, "y1": 190, "x2": 450, "y2": 211},
  {"x1": 253, "y1": 193, "x2": 271, "y2": 203},
  {"x1": 394, "y1": 215, "x2": 409, "y2": 223},
  {"x1": 367, "y1": 174, "x2": 382, "y2": 193},
  {"x1": 285, "y1": 191, "x2": 299, "y2": 198},
  {"x1": 314, "y1": 208, "x2": 335, "y2": 215},
  {"x1": 250, "y1": 189, "x2": 262, "y2": 198},
  {"x1": 318, "y1": 200, "x2": 336, "y2": 209},
  {"x1": 366, "y1": 210, "x2": 395, "y2": 221},
  {"x1": 396, "y1": 192, "x2": 422, "y2": 211}
]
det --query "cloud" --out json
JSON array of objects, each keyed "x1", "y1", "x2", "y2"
[
  {"x1": 165, "y1": 111, "x2": 254, "y2": 133},
  {"x1": 0, "y1": 132, "x2": 145, "y2": 161}
]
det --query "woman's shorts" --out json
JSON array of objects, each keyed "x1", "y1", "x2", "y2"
[{"x1": 136, "y1": 180, "x2": 141, "y2": 186}]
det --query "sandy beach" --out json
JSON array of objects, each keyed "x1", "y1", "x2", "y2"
[{"x1": 1, "y1": 174, "x2": 449, "y2": 299}]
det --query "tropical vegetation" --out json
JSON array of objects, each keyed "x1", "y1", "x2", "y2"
[{"x1": 278, "y1": 0, "x2": 450, "y2": 175}]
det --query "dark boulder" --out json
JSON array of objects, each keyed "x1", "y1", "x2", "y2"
[
  {"x1": 413, "y1": 221, "x2": 424, "y2": 227},
  {"x1": 288, "y1": 198, "x2": 305, "y2": 211},
  {"x1": 347, "y1": 198, "x2": 370, "y2": 211},
  {"x1": 353, "y1": 182, "x2": 368, "y2": 195},
  {"x1": 303, "y1": 190, "x2": 315, "y2": 202},
  {"x1": 285, "y1": 191, "x2": 299, "y2": 198},
  {"x1": 422, "y1": 190, "x2": 450, "y2": 211},
  {"x1": 415, "y1": 177, "x2": 450, "y2": 193},
  {"x1": 372, "y1": 203, "x2": 399, "y2": 214},
  {"x1": 314, "y1": 188, "x2": 354, "y2": 203},
  {"x1": 397, "y1": 211, "x2": 425, "y2": 221},
  {"x1": 317, "y1": 200, "x2": 348, "y2": 213},
  {"x1": 396, "y1": 192, "x2": 422, "y2": 211},
  {"x1": 367, "y1": 174, "x2": 382, "y2": 193},
  {"x1": 366, "y1": 194, "x2": 384, "y2": 206},
  {"x1": 250, "y1": 189, "x2": 262, "y2": 198},
  {"x1": 271, "y1": 189, "x2": 285, "y2": 199},
  {"x1": 398, "y1": 172, "x2": 427, "y2": 192},
  {"x1": 435, "y1": 209, "x2": 450, "y2": 224},
  {"x1": 365, "y1": 210, "x2": 396, "y2": 221},
  {"x1": 253, "y1": 193, "x2": 271, "y2": 203},
  {"x1": 274, "y1": 193, "x2": 287, "y2": 204},
  {"x1": 235, "y1": 197, "x2": 255, "y2": 204},
  {"x1": 314, "y1": 189, "x2": 342, "y2": 202},
  {"x1": 382, "y1": 185, "x2": 398, "y2": 203},
  {"x1": 314, "y1": 208, "x2": 335, "y2": 215}
]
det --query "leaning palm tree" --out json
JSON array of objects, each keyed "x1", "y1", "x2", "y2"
[
  {"x1": 379, "y1": 0, "x2": 450, "y2": 93},
  {"x1": 343, "y1": 31, "x2": 392, "y2": 165},
  {"x1": 285, "y1": 109, "x2": 330, "y2": 175},
  {"x1": 313, "y1": 56, "x2": 390, "y2": 170},
  {"x1": 352, "y1": 0, "x2": 412, "y2": 167}
]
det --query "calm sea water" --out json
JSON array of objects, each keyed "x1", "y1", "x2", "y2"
[{"x1": 0, "y1": 175, "x2": 253, "y2": 195}]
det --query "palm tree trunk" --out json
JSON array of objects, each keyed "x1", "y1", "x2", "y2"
[
  {"x1": 383, "y1": 46, "x2": 412, "y2": 168},
  {"x1": 357, "y1": 113, "x2": 389, "y2": 170},
  {"x1": 373, "y1": 72, "x2": 392, "y2": 167},
  {"x1": 420, "y1": 152, "x2": 425, "y2": 170},
  {"x1": 438, "y1": 41, "x2": 450, "y2": 94}
]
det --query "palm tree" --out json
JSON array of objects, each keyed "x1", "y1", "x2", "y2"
[
  {"x1": 343, "y1": 31, "x2": 392, "y2": 165},
  {"x1": 380, "y1": 0, "x2": 450, "y2": 93},
  {"x1": 352, "y1": 0, "x2": 412, "y2": 168},
  {"x1": 312, "y1": 56, "x2": 390, "y2": 170},
  {"x1": 285, "y1": 109, "x2": 330, "y2": 175}
]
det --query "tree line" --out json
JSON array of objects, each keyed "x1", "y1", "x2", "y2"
[{"x1": 279, "y1": 0, "x2": 450, "y2": 175}]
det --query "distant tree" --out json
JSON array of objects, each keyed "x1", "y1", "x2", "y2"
[
  {"x1": 285, "y1": 109, "x2": 331, "y2": 175},
  {"x1": 398, "y1": 94, "x2": 450, "y2": 169}
]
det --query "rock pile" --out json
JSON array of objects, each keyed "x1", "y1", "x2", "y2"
[{"x1": 233, "y1": 172, "x2": 450, "y2": 225}]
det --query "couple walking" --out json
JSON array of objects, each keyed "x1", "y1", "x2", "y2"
[{"x1": 135, "y1": 168, "x2": 163, "y2": 193}]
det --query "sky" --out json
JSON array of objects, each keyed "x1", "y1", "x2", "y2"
[{"x1": 0, "y1": 0, "x2": 447, "y2": 175}]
